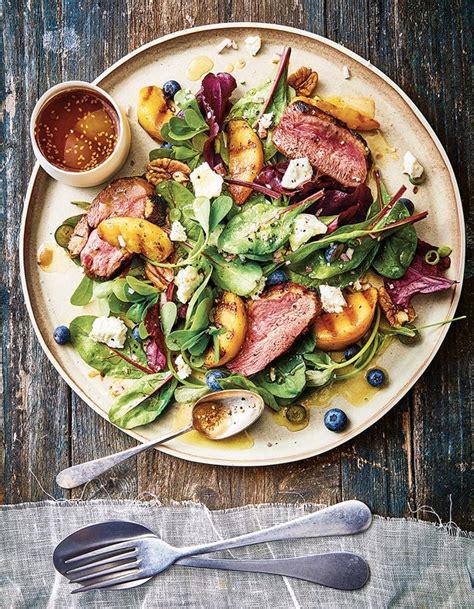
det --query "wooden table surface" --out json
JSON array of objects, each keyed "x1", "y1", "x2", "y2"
[{"x1": 2, "y1": 1, "x2": 472, "y2": 529}]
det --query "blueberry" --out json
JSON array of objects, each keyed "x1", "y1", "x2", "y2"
[
  {"x1": 266, "y1": 269, "x2": 288, "y2": 286},
  {"x1": 344, "y1": 344, "x2": 361, "y2": 361},
  {"x1": 163, "y1": 80, "x2": 181, "y2": 99},
  {"x1": 400, "y1": 198, "x2": 415, "y2": 215},
  {"x1": 324, "y1": 408, "x2": 348, "y2": 432},
  {"x1": 132, "y1": 325, "x2": 142, "y2": 343},
  {"x1": 366, "y1": 368, "x2": 386, "y2": 387},
  {"x1": 206, "y1": 370, "x2": 226, "y2": 391},
  {"x1": 324, "y1": 245, "x2": 337, "y2": 263},
  {"x1": 53, "y1": 325, "x2": 71, "y2": 345},
  {"x1": 160, "y1": 142, "x2": 173, "y2": 149}
]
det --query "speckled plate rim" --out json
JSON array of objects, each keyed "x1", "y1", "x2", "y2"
[{"x1": 20, "y1": 22, "x2": 465, "y2": 467}]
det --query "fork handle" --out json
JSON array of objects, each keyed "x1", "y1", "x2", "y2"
[
  {"x1": 177, "y1": 552, "x2": 369, "y2": 590},
  {"x1": 181, "y1": 501, "x2": 371, "y2": 556}
]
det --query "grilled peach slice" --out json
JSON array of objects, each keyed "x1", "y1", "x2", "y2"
[
  {"x1": 292, "y1": 96, "x2": 379, "y2": 131},
  {"x1": 204, "y1": 291, "x2": 247, "y2": 367},
  {"x1": 227, "y1": 119, "x2": 264, "y2": 205},
  {"x1": 137, "y1": 86, "x2": 174, "y2": 141},
  {"x1": 97, "y1": 217, "x2": 173, "y2": 263},
  {"x1": 315, "y1": 288, "x2": 378, "y2": 351}
]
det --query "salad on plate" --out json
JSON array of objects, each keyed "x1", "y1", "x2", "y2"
[{"x1": 49, "y1": 45, "x2": 460, "y2": 434}]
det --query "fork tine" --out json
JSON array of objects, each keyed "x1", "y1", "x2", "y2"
[
  {"x1": 66, "y1": 549, "x2": 137, "y2": 575},
  {"x1": 65, "y1": 540, "x2": 135, "y2": 567},
  {"x1": 69, "y1": 559, "x2": 138, "y2": 584},
  {"x1": 71, "y1": 570, "x2": 141, "y2": 594}
]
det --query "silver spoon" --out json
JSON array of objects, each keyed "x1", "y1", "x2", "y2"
[
  {"x1": 56, "y1": 390, "x2": 264, "y2": 489},
  {"x1": 53, "y1": 501, "x2": 372, "y2": 592}
]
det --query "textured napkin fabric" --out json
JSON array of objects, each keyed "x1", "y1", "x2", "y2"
[{"x1": 0, "y1": 500, "x2": 472, "y2": 608}]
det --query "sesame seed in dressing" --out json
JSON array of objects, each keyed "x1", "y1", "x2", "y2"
[{"x1": 34, "y1": 88, "x2": 119, "y2": 172}]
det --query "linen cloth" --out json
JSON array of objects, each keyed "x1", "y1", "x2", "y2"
[{"x1": 0, "y1": 500, "x2": 472, "y2": 608}]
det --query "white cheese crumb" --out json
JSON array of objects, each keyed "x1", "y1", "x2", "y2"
[
  {"x1": 281, "y1": 157, "x2": 313, "y2": 189},
  {"x1": 215, "y1": 38, "x2": 238, "y2": 53},
  {"x1": 289, "y1": 213, "x2": 328, "y2": 251},
  {"x1": 190, "y1": 162, "x2": 224, "y2": 199},
  {"x1": 117, "y1": 235, "x2": 126, "y2": 248},
  {"x1": 403, "y1": 151, "x2": 424, "y2": 179},
  {"x1": 175, "y1": 354, "x2": 192, "y2": 380},
  {"x1": 89, "y1": 316, "x2": 128, "y2": 348},
  {"x1": 169, "y1": 220, "x2": 187, "y2": 242},
  {"x1": 342, "y1": 65, "x2": 351, "y2": 79},
  {"x1": 244, "y1": 35, "x2": 262, "y2": 56},
  {"x1": 174, "y1": 265, "x2": 203, "y2": 304},
  {"x1": 319, "y1": 285, "x2": 347, "y2": 314},
  {"x1": 257, "y1": 112, "x2": 273, "y2": 138}
]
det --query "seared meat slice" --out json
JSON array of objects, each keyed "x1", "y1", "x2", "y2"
[
  {"x1": 80, "y1": 229, "x2": 133, "y2": 279},
  {"x1": 87, "y1": 177, "x2": 155, "y2": 227},
  {"x1": 68, "y1": 215, "x2": 90, "y2": 257},
  {"x1": 68, "y1": 176, "x2": 166, "y2": 279},
  {"x1": 272, "y1": 101, "x2": 370, "y2": 188},
  {"x1": 227, "y1": 283, "x2": 321, "y2": 377}
]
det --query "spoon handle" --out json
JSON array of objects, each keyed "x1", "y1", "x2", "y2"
[
  {"x1": 182, "y1": 501, "x2": 371, "y2": 556},
  {"x1": 55, "y1": 425, "x2": 192, "y2": 489},
  {"x1": 178, "y1": 552, "x2": 369, "y2": 590}
]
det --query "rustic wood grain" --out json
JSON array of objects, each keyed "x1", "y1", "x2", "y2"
[{"x1": 1, "y1": 0, "x2": 471, "y2": 529}]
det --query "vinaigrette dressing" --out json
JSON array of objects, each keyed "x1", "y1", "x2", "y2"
[
  {"x1": 34, "y1": 88, "x2": 119, "y2": 172},
  {"x1": 186, "y1": 56, "x2": 214, "y2": 81},
  {"x1": 37, "y1": 242, "x2": 72, "y2": 273}
]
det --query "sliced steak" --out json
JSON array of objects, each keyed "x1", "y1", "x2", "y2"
[
  {"x1": 80, "y1": 229, "x2": 133, "y2": 279},
  {"x1": 227, "y1": 283, "x2": 321, "y2": 377},
  {"x1": 272, "y1": 101, "x2": 370, "y2": 188},
  {"x1": 68, "y1": 176, "x2": 165, "y2": 279}
]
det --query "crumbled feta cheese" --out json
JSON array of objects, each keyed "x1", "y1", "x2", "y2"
[
  {"x1": 289, "y1": 213, "x2": 328, "y2": 251},
  {"x1": 244, "y1": 35, "x2": 262, "y2": 56},
  {"x1": 342, "y1": 65, "x2": 351, "y2": 79},
  {"x1": 117, "y1": 235, "x2": 126, "y2": 248},
  {"x1": 280, "y1": 157, "x2": 313, "y2": 189},
  {"x1": 215, "y1": 38, "x2": 238, "y2": 53},
  {"x1": 169, "y1": 220, "x2": 187, "y2": 242},
  {"x1": 190, "y1": 162, "x2": 224, "y2": 199},
  {"x1": 89, "y1": 316, "x2": 128, "y2": 348},
  {"x1": 319, "y1": 285, "x2": 347, "y2": 314},
  {"x1": 403, "y1": 151, "x2": 424, "y2": 179},
  {"x1": 174, "y1": 265, "x2": 203, "y2": 304},
  {"x1": 175, "y1": 354, "x2": 192, "y2": 380},
  {"x1": 257, "y1": 112, "x2": 273, "y2": 138}
]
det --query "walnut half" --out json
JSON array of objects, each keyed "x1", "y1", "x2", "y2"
[
  {"x1": 288, "y1": 66, "x2": 318, "y2": 97},
  {"x1": 146, "y1": 158, "x2": 191, "y2": 186},
  {"x1": 144, "y1": 262, "x2": 174, "y2": 291},
  {"x1": 379, "y1": 286, "x2": 416, "y2": 326}
]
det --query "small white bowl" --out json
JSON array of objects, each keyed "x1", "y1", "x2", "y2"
[{"x1": 30, "y1": 80, "x2": 131, "y2": 187}]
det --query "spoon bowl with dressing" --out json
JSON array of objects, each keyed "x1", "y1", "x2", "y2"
[{"x1": 56, "y1": 390, "x2": 265, "y2": 489}]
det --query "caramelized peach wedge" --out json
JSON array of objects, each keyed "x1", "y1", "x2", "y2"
[
  {"x1": 315, "y1": 288, "x2": 379, "y2": 351},
  {"x1": 227, "y1": 119, "x2": 264, "y2": 205},
  {"x1": 205, "y1": 291, "x2": 247, "y2": 368},
  {"x1": 137, "y1": 86, "x2": 174, "y2": 141}
]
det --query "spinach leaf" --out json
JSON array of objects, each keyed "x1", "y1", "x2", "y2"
[
  {"x1": 70, "y1": 200, "x2": 91, "y2": 210},
  {"x1": 193, "y1": 196, "x2": 211, "y2": 235},
  {"x1": 227, "y1": 81, "x2": 273, "y2": 125},
  {"x1": 305, "y1": 368, "x2": 335, "y2": 387},
  {"x1": 69, "y1": 316, "x2": 149, "y2": 378},
  {"x1": 209, "y1": 195, "x2": 233, "y2": 232},
  {"x1": 109, "y1": 374, "x2": 177, "y2": 428},
  {"x1": 160, "y1": 301, "x2": 178, "y2": 335},
  {"x1": 372, "y1": 202, "x2": 417, "y2": 278},
  {"x1": 255, "y1": 355, "x2": 306, "y2": 399},
  {"x1": 156, "y1": 180, "x2": 194, "y2": 209},
  {"x1": 174, "y1": 384, "x2": 210, "y2": 404},
  {"x1": 125, "y1": 276, "x2": 158, "y2": 296},
  {"x1": 70, "y1": 276, "x2": 94, "y2": 306},
  {"x1": 204, "y1": 247, "x2": 263, "y2": 296}
]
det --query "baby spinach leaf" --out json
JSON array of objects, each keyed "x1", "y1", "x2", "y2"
[
  {"x1": 70, "y1": 276, "x2": 94, "y2": 306},
  {"x1": 193, "y1": 196, "x2": 211, "y2": 235},
  {"x1": 160, "y1": 301, "x2": 178, "y2": 335},
  {"x1": 109, "y1": 374, "x2": 177, "y2": 429},
  {"x1": 70, "y1": 200, "x2": 91, "y2": 210},
  {"x1": 205, "y1": 247, "x2": 263, "y2": 296},
  {"x1": 255, "y1": 355, "x2": 306, "y2": 399},
  {"x1": 125, "y1": 276, "x2": 158, "y2": 297},
  {"x1": 69, "y1": 316, "x2": 149, "y2": 378},
  {"x1": 305, "y1": 368, "x2": 335, "y2": 387},
  {"x1": 227, "y1": 81, "x2": 273, "y2": 125},
  {"x1": 156, "y1": 180, "x2": 194, "y2": 209},
  {"x1": 209, "y1": 195, "x2": 233, "y2": 232},
  {"x1": 174, "y1": 384, "x2": 210, "y2": 404}
]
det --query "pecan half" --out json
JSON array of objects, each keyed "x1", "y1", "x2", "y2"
[
  {"x1": 145, "y1": 262, "x2": 174, "y2": 291},
  {"x1": 288, "y1": 66, "x2": 318, "y2": 96},
  {"x1": 146, "y1": 158, "x2": 191, "y2": 186},
  {"x1": 379, "y1": 286, "x2": 416, "y2": 326}
]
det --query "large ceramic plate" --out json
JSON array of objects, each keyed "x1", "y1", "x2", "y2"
[{"x1": 21, "y1": 23, "x2": 464, "y2": 466}]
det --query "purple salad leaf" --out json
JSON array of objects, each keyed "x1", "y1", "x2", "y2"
[
  {"x1": 144, "y1": 304, "x2": 167, "y2": 372},
  {"x1": 196, "y1": 72, "x2": 237, "y2": 171}
]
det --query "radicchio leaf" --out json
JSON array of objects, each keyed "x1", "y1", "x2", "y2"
[
  {"x1": 196, "y1": 72, "x2": 237, "y2": 171},
  {"x1": 384, "y1": 254, "x2": 456, "y2": 308},
  {"x1": 144, "y1": 304, "x2": 167, "y2": 372},
  {"x1": 323, "y1": 185, "x2": 373, "y2": 232}
]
